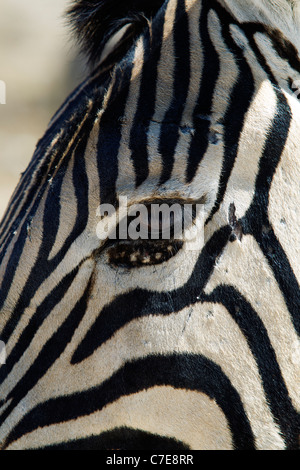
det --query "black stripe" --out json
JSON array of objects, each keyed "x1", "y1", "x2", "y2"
[
  {"x1": 242, "y1": 23, "x2": 280, "y2": 86},
  {"x1": 35, "y1": 427, "x2": 189, "y2": 451},
  {"x1": 253, "y1": 227, "x2": 300, "y2": 337},
  {"x1": 201, "y1": 286, "x2": 300, "y2": 449},
  {"x1": 206, "y1": 8, "x2": 255, "y2": 222},
  {"x1": 186, "y1": 1, "x2": 220, "y2": 183},
  {"x1": 242, "y1": 88, "x2": 299, "y2": 337},
  {"x1": 0, "y1": 271, "x2": 93, "y2": 430},
  {"x1": 5, "y1": 354, "x2": 255, "y2": 450},
  {"x1": 97, "y1": 55, "x2": 136, "y2": 206},
  {"x1": 0, "y1": 108, "x2": 96, "y2": 342},
  {"x1": 129, "y1": 7, "x2": 166, "y2": 188},
  {"x1": 129, "y1": 31, "x2": 152, "y2": 188},
  {"x1": 0, "y1": 267, "x2": 79, "y2": 389},
  {"x1": 159, "y1": 1, "x2": 191, "y2": 184}
]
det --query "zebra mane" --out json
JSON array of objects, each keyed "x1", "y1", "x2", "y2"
[{"x1": 67, "y1": 0, "x2": 165, "y2": 66}]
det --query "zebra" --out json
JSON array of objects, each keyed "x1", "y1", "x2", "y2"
[{"x1": 0, "y1": 0, "x2": 299, "y2": 450}]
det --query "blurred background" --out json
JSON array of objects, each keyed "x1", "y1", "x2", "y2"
[{"x1": 0, "y1": 0, "x2": 87, "y2": 219}]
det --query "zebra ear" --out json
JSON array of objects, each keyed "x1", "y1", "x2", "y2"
[{"x1": 67, "y1": 0, "x2": 164, "y2": 67}]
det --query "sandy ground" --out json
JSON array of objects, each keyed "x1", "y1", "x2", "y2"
[{"x1": 0, "y1": 0, "x2": 87, "y2": 220}]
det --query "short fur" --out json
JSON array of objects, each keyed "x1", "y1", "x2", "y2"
[{"x1": 0, "y1": 0, "x2": 299, "y2": 451}]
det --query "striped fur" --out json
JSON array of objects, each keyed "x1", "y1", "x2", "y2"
[{"x1": 0, "y1": 0, "x2": 299, "y2": 450}]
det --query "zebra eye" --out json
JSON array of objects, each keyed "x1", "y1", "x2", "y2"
[
  {"x1": 104, "y1": 203, "x2": 190, "y2": 268},
  {"x1": 101, "y1": 201, "x2": 202, "y2": 268}
]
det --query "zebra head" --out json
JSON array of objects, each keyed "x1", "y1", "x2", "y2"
[{"x1": 0, "y1": 0, "x2": 299, "y2": 450}]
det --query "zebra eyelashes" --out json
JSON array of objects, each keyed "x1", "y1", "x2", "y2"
[{"x1": 107, "y1": 240, "x2": 183, "y2": 268}]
